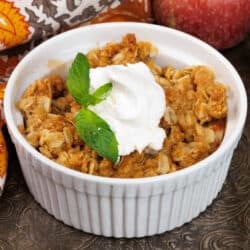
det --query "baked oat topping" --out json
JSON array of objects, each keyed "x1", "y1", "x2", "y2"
[{"x1": 17, "y1": 34, "x2": 227, "y2": 178}]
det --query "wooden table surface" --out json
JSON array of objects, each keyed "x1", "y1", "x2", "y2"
[{"x1": 0, "y1": 34, "x2": 249, "y2": 250}]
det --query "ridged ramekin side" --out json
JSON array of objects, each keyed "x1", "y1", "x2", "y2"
[{"x1": 13, "y1": 137, "x2": 234, "y2": 238}]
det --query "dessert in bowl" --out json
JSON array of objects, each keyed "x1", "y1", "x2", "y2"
[{"x1": 4, "y1": 22, "x2": 247, "y2": 237}]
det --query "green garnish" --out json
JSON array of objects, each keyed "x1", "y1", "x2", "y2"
[
  {"x1": 75, "y1": 109, "x2": 118, "y2": 163},
  {"x1": 91, "y1": 82, "x2": 113, "y2": 105},
  {"x1": 66, "y1": 52, "x2": 118, "y2": 162},
  {"x1": 66, "y1": 53, "x2": 91, "y2": 107}
]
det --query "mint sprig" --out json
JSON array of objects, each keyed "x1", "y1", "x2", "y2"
[{"x1": 66, "y1": 53, "x2": 118, "y2": 162}]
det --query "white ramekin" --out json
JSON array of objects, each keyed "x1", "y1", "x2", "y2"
[
  {"x1": 0, "y1": 173, "x2": 6, "y2": 196},
  {"x1": 4, "y1": 22, "x2": 247, "y2": 238}
]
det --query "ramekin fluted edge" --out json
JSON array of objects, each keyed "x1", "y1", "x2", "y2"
[{"x1": 14, "y1": 139, "x2": 235, "y2": 237}]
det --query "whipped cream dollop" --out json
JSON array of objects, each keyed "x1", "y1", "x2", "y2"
[{"x1": 89, "y1": 62, "x2": 166, "y2": 156}]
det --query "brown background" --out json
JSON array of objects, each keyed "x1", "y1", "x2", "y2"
[{"x1": 0, "y1": 34, "x2": 249, "y2": 250}]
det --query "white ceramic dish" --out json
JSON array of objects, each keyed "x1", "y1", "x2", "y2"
[
  {"x1": 4, "y1": 22, "x2": 247, "y2": 237},
  {"x1": 0, "y1": 174, "x2": 6, "y2": 196}
]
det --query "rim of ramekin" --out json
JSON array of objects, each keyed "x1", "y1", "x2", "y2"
[{"x1": 4, "y1": 22, "x2": 248, "y2": 185}]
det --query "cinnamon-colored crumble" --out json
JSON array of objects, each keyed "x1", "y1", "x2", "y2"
[{"x1": 17, "y1": 34, "x2": 227, "y2": 178}]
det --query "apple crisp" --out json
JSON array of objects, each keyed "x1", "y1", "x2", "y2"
[{"x1": 17, "y1": 34, "x2": 227, "y2": 178}]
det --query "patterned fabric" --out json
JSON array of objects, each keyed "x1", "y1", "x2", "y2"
[
  {"x1": 0, "y1": 0, "x2": 121, "y2": 50},
  {"x1": 0, "y1": 0, "x2": 152, "y2": 82}
]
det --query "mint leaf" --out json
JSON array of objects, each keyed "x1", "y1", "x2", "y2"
[
  {"x1": 90, "y1": 82, "x2": 112, "y2": 105},
  {"x1": 66, "y1": 53, "x2": 90, "y2": 107},
  {"x1": 75, "y1": 108, "x2": 119, "y2": 162}
]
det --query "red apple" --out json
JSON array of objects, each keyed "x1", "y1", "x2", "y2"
[{"x1": 153, "y1": 0, "x2": 250, "y2": 50}]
